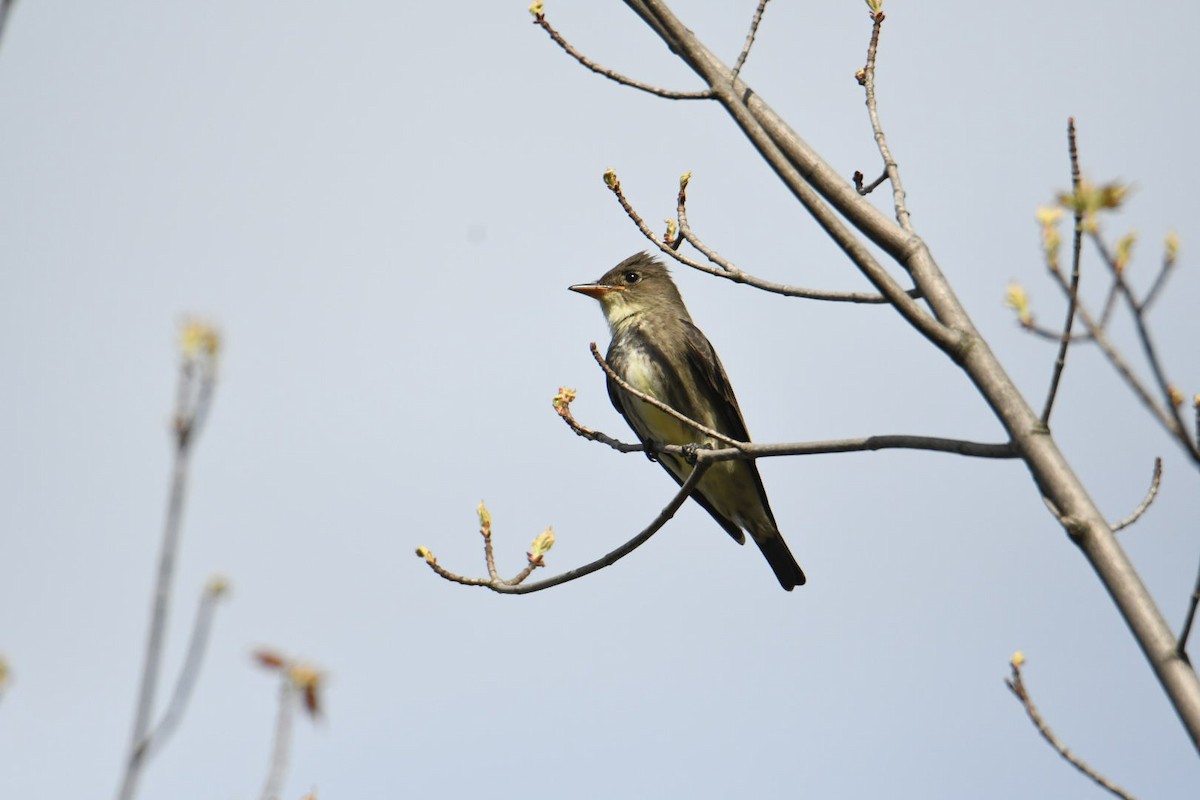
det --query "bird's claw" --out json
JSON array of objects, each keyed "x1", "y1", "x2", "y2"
[{"x1": 681, "y1": 443, "x2": 700, "y2": 465}]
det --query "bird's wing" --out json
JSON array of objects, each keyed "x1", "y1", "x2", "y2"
[
  {"x1": 678, "y1": 319, "x2": 752, "y2": 443},
  {"x1": 679, "y1": 319, "x2": 780, "y2": 532},
  {"x1": 604, "y1": 333, "x2": 747, "y2": 545}
]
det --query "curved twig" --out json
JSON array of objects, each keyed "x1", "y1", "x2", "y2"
[
  {"x1": 531, "y1": 11, "x2": 712, "y2": 100},
  {"x1": 730, "y1": 0, "x2": 770, "y2": 80},
  {"x1": 675, "y1": 179, "x2": 922, "y2": 302},
  {"x1": 1005, "y1": 655, "x2": 1137, "y2": 800},
  {"x1": 1112, "y1": 458, "x2": 1163, "y2": 533},
  {"x1": 140, "y1": 581, "x2": 226, "y2": 759},
  {"x1": 553, "y1": 387, "x2": 643, "y2": 453},
  {"x1": 606, "y1": 170, "x2": 918, "y2": 303},
  {"x1": 421, "y1": 460, "x2": 711, "y2": 594}
]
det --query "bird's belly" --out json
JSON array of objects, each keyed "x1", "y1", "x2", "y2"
[{"x1": 622, "y1": 353, "x2": 699, "y2": 446}]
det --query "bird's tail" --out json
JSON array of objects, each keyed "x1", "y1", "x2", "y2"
[{"x1": 749, "y1": 525, "x2": 806, "y2": 591}]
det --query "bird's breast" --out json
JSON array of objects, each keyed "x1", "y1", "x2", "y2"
[{"x1": 616, "y1": 345, "x2": 704, "y2": 447}]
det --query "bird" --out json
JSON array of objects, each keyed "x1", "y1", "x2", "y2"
[{"x1": 569, "y1": 252, "x2": 805, "y2": 590}]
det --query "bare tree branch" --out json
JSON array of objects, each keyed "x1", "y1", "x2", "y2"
[
  {"x1": 252, "y1": 652, "x2": 324, "y2": 800},
  {"x1": 730, "y1": 0, "x2": 770, "y2": 80},
  {"x1": 1040, "y1": 119, "x2": 1084, "y2": 427},
  {"x1": 530, "y1": 8, "x2": 712, "y2": 100},
  {"x1": 1139, "y1": 238, "x2": 1179, "y2": 313},
  {"x1": 857, "y1": 8, "x2": 912, "y2": 232},
  {"x1": 606, "y1": 0, "x2": 1200, "y2": 748},
  {"x1": 853, "y1": 169, "x2": 888, "y2": 196},
  {"x1": 1043, "y1": 268, "x2": 1186, "y2": 449},
  {"x1": 606, "y1": 169, "x2": 918, "y2": 303},
  {"x1": 418, "y1": 460, "x2": 712, "y2": 595},
  {"x1": 139, "y1": 579, "x2": 228, "y2": 760},
  {"x1": 553, "y1": 386, "x2": 644, "y2": 453},
  {"x1": 1020, "y1": 319, "x2": 1096, "y2": 344},
  {"x1": 1005, "y1": 654, "x2": 1137, "y2": 800},
  {"x1": 1180, "y1": 561, "x2": 1200, "y2": 662},
  {"x1": 117, "y1": 322, "x2": 220, "y2": 800},
  {"x1": 674, "y1": 175, "x2": 922, "y2": 302},
  {"x1": 623, "y1": 2, "x2": 962, "y2": 354},
  {"x1": 1089, "y1": 231, "x2": 1199, "y2": 463},
  {"x1": 1111, "y1": 458, "x2": 1163, "y2": 533},
  {"x1": 554, "y1": 381, "x2": 1016, "y2": 461},
  {"x1": 260, "y1": 680, "x2": 293, "y2": 800}
]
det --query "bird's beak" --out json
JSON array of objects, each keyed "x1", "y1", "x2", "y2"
[{"x1": 569, "y1": 282, "x2": 625, "y2": 299}]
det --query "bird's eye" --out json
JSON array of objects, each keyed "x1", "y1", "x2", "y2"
[{"x1": 623, "y1": 271, "x2": 640, "y2": 284}]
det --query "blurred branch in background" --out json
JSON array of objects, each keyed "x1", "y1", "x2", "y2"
[
  {"x1": 115, "y1": 321, "x2": 224, "y2": 800},
  {"x1": 254, "y1": 650, "x2": 325, "y2": 800},
  {"x1": 139, "y1": 577, "x2": 230, "y2": 760},
  {"x1": 0, "y1": 0, "x2": 16, "y2": 51}
]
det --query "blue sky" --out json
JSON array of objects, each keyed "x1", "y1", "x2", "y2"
[{"x1": 1, "y1": 1, "x2": 1198, "y2": 797}]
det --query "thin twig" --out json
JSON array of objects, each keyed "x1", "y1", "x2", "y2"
[
  {"x1": 420, "y1": 460, "x2": 711, "y2": 595},
  {"x1": 139, "y1": 581, "x2": 226, "y2": 759},
  {"x1": 607, "y1": 170, "x2": 917, "y2": 303},
  {"x1": 1179, "y1": 559, "x2": 1200, "y2": 661},
  {"x1": 853, "y1": 169, "x2": 888, "y2": 196},
  {"x1": 555, "y1": 377, "x2": 1016, "y2": 460},
  {"x1": 1111, "y1": 458, "x2": 1163, "y2": 533},
  {"x1": 1005, "y1": 656, "x2": 1137, "y2": 800},
  {"x1": 592, "y1": 342, "x2": 743, "y2": 447},
  {"x1": 730, "y1": 0, "x2": 770, "y2": 80},
  {"x1": 1043, "y1": 267, "x2": 1182, "y2": 441},
  {"x1": 260, "y1": 680, "x2": 294, "y2": 800},
  {"x1": 553, "y1": 387, "x2": 643, "y2": 453},
  {"x1": 1021, "y1": 320, "x2": 1096, "y2": 343},
  {"x1": 1139, "y1": 245, "x2": 1178, "y2": 313},
  {"x1": 531, "y1": 12, "x2": 712, "y2": 100},
  {"x1": 1090, "y1": 231, "x2": 1199, "y2": 462},
  {"x1": 859, "y1": 10, "x2": 912, "y2": 232},
  {"x1": 1097, "y1": 280, "x2": 1121, "y2": 329},
  {"x1": 675, "y1": 177, "x2": 922, "y2": 301},
  {"x1": 1040, "y1": 119, "x2": 1084, "y2": 426},
  {"x1": 117, "y1": 326, "x2": 219, "y2": 800}
]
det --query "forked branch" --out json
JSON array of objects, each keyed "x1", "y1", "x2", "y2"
[{"x1": 417, "y1": 463, "x2": 711, "y2": 595}]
